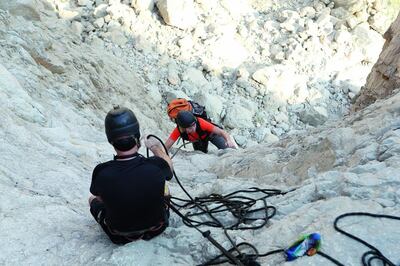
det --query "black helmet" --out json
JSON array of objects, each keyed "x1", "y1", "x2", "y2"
[
  {"x1": 176, "y1": 111, "x2": 196, "y2": 128},
  {"x1": 105, "y1": 106, "x2": 140, "y2": 144}
]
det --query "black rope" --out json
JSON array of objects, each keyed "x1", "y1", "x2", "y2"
[
  {"x1": 316, "y1": 251, "x2": 345, "y2": 266},
  {"x1": 170, "y1": 187, "x2": 285, "y2": 230},
  {"x1": 334, "y1": 212, "x2": 400, "y2": 266}
]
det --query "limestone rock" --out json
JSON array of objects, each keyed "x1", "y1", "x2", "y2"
[
  {"x1": 0, "y1": 64, "x2": 45, "y2": 124},
  {"x1": 182, "y1": 67, "x2": 210, "y2": 90},
  {"x1": 71, "y1": 21, "x2": 84, "y2": 36},
  {"x1": 368, "y1": 12, "x2": 391, "y2": 34},
  {"x1": 192, "y1": 92, "x2": 224, "y2": 121},
  {"x1": 28, "y1": 49, "x2": 66, "y2": 75},
  {"x1": 146, "y1": 85, "x2": 162, "y2": 104},
  {"x1": 156, "y1": 0, "x2": 197, "y2": 29},
  {"x1": 332, "y1": 0, "x2": 366, "y2": 14},
  {"x1": 93, "y1": 4, "x2": 108, "y2": 18},
  {"x1": 298, "y1": 105, "x2": 328, "y2": 126},
  {"x1": 352, "y1": 12, "x2": 400, "y2": 111},
  {"x1": 59, "y1": 9, "x2": 81, "y2": 21},
  {"x1": 167, "y1": 67, "x2": 181, "y2": 86},
  {"x1": 2, "y1": 0, "x2": 400, "y2": 264},
  {"x1": 93, "y1": 17, "x2": 105, "y2": 28},
  {"x1": 0, "y1": 0, "x2": 41, "y2": 21},
  {"x1": 165, "y1": 90, "x2": 189, "y2": 103},
  {"x1": 263, "y1": 130, "x2": 280, "y2": 143},
  {"x1": 224, "y1": 104, "x2": 254, "y2": 129},
  {"x1": 331, "y1": 7, "x2": 350, "y2": 20},
  {"x1": 131, "y1": 0, "x2": 155, "y2": 12},
  {"x1": 106, "y1": 30, "x2": 128, "y2": 46},
  {"x1": 202, "y1": 35, "x2": 248, "y2": 71},
  {"x1": 77, "y1": 0, "x2": 92, "y2": 7},
  {"x1": 351, "y1": 23, "x2": 384, "y2": 63}
]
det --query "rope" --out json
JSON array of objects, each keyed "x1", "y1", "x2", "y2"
[
  {"x1": 171, "y1": 187, "x2": 286, "y2": 230},
  {"x1": 334, "y1": 212, "x2": 400, "y2": 266}
]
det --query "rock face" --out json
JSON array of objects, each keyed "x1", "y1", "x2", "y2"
[
  {"x1": 31, "y1": 0, "x2": 393, "y2": 145},
  {"x1": 1, "y1": 1, "x2": 400, "y2": 265},
  {"x1": 353, "y1": 12, "x2": 400, "y2": 111}
]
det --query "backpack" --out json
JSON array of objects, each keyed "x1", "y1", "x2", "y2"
[
  {"x1": 167, "y1": 98, "x2": 218, "y2": 143},
  {"x1": 167, "y1": 98, "x2": 210, "y2": 122}
]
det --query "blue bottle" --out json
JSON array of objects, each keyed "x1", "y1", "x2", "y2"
[{"x1": 285, "y1": 233, "x2": 321, "y2": 261}]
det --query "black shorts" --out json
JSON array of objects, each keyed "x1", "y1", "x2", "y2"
[
  {"x1": 90, "y1": 198, "x2": 168, "y2": 245},
  {"x1": 192, "y1": 134, "x2": 227, "y2": 153}
]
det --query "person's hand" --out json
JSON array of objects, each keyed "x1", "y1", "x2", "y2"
[
  {"x1": 144, "y1": 135, "x2": 161, "y2": 150},
  {"x1": 226, "y1": 137, "x2": 238, "y2": 149}
]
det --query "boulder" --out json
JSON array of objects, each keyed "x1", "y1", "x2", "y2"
[
  {"x1": 77, "y1": 0, "x2": 92, "y2": 7},
  {"x1": 332, "y1": 0, "x2": 366, "y2": 14},
  {"x1": 368, "y1": 12, "x2": 392, "y2": 34},
  {"x1": 351, "y1": 23, "x2": 384, "y2": 63},
  {"x1": 182, "y1": 67, "x2": 210, "y2": 91},
  {"x1": 156, "y1": 0, "x2": 197, "y2": 29},
  {"x1": 93, "y1": 4, "x2": 108, "y2": 18},
  {"x1": 131, "y1": 0, "x2": 155, "y2": 12},
  {"x1": 192, "y1": 92, "x2": 224, "y2": 121},
  {"x1": 224, "y1": 104, "x2": 254, "y2": 129},
  {"x1": 298, "y1": 105, "x2": 328, "y2": 126}
]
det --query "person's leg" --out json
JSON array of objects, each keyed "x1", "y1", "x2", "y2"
[
  {"x1": 89, "y1": 197, "x2": 104, "y2": 222},
  {"x1": 141, "y1": 206, "x2": 170, "y2": 241},
  {"x1": 209, "y1": 134, "x2": 228, "y2": 149},
  {"x1": 192, "y1": 140, "x2": 209, "y2": 153},
  {"x1": 89, "y1": 198, "x2": 130, "y2": 245},
  {"x1": 142, "y1": 223, "x2": 168, "y2": 240}
]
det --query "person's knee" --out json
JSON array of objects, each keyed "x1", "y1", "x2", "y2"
[{"x1": 210, "y1": 135, "x2": 227, "y2": 149}]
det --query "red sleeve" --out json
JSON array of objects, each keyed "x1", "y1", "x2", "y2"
[
  {"x1": 197, "y1": 118, "x2": 215, "y2": 132},
  {"x1": 168, "y1": 127, "x2": 181, "y2": 142}
]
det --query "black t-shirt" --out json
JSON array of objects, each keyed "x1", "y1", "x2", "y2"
[{"x1": 90, "y1": 154, "x2": 173, "y2": 231}]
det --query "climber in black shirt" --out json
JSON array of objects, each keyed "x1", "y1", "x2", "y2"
[{"x1": 89, "y1": 106, "x2": 173, "y2": 244}]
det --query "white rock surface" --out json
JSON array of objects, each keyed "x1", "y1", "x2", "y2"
[
  {"x1": 156, "y1": 0, "x2": 197, "y2": 29},
  {"x1": 0, "y1": 0, "x2": 399, "y2": 265}
]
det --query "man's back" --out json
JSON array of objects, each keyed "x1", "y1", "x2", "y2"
[{"x1": 90, "y1": 154, "x2": 172, "y2": 232}]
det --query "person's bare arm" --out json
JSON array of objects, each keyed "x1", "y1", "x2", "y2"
[
  {"x1": 164, "y1": 137, "x2": 175, "y2": 151},
  {"x1": 212, "y1": 127, "x2": 238, "y2": 148},
  {"x1": 145, "y1": 136, "x2": 174, "y2": 171},
  {"x1": 149, "y1": 145, "x2": 173, "y2": 172}
]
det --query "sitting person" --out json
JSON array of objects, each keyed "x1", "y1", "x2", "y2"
[
  {"x1": 89, "y1": 106, "x2": 173, "y2": 244},
  {"x1": 165, "y1": 110, "x2": 237, "y2": 153}
]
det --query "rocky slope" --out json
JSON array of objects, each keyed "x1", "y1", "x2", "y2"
[
  {"x1": 1, "y1": 0, "x2": 394, "y2": 146},
  {"x1": 0, "y1": 0, "x2": 399, "y2": 265}
]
